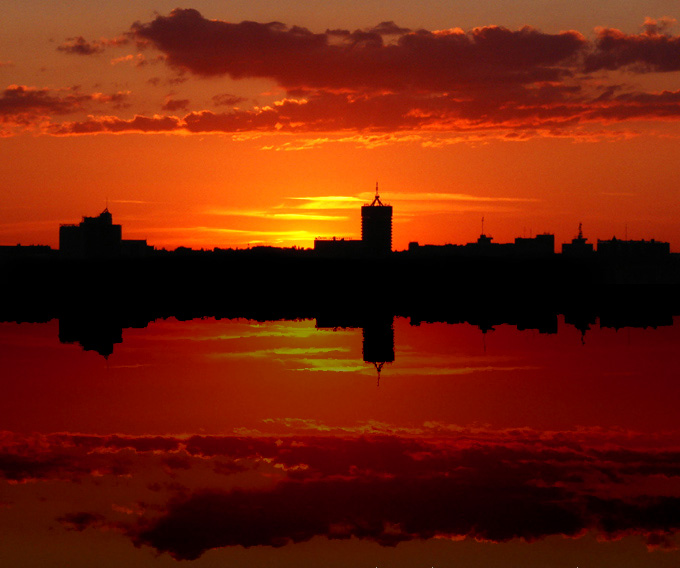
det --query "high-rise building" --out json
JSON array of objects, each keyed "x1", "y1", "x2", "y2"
[
  {"x1": 361, "y1": 183, "x2": 392, "y2": 256},
  {"x1": 60, "y1": 208, "x2": 122, "y2": 258},
  {"x1": 59, "y1": 208, "x2": 152, "y2": 258}
]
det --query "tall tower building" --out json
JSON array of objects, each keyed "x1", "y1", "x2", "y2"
[{"x1": 361, "y1": 183, "x2": 392, "y2": 256}]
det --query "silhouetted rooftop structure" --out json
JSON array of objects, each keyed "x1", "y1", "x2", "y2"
[
  {"x1": 59, "y1": 208, "x2": 152, "y2": 259},
  {"x1": 596, "y1": 237, "x2": 670, "y2": 259},
  {"x1": 0, "y1": 244, "x2": 55, "y2": 259},
  {"x1": 562, "y1": 223, "x2": 594, "y2": 257}
]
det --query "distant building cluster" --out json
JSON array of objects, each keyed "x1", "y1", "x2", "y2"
[
  {"x1": 407, "y1": 232, "x2": 556, "y2": 259},
  {"x1": 59, "y1": 208, "x2": 152, "y2": 259},
  {"x1": 0, "y1": 189, "x2": 673, "y2": 262}
]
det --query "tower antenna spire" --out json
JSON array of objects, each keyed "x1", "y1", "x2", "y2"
[{"x1": 370, "y1": 181, "x2": 384, "y2": 206}]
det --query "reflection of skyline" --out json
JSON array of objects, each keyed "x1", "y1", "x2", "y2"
[{"x1": 48, "y1": 309, "x2": 675, "y2": 362}]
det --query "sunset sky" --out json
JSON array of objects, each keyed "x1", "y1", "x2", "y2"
[{"x1": 2, "y1": 1, "x2": 680, "y2": 250}]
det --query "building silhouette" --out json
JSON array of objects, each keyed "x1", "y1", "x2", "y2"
[
  {"x1": 314, "y1": 183, "x2": 392, "y2": 257},
  {"x1": 596, "y1": 236, "x2": 670, "y2": 259},
  {"x1": 59, "y1": 208, "x2": 151, "y2": 259},
  {"x1": 562, "y1": 223, "x2": 594, "y2": 257},
  {"x1": 361, "y1": 183, "x2": 392, "y2": 256},
  {"x1": 408, "y1": 231, "x2": 555, "y2": 259}
]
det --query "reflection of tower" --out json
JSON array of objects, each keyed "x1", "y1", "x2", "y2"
[
  {"x1": 58, "y1": 315, "x2": 123, "y2": 358},
  {"x1": 362, "y1": 315, "x2": 395, "y2": 385},
  {"x1": 361, "y1": 183, "x2": 392, "y2": 256}
]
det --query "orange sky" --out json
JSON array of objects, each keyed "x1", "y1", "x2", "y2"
[{"x1": 2, "y1": 2, "x2": 680, "y2": 250}]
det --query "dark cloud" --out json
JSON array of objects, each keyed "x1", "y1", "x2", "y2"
[
  {"x1": 58, "y1": 512, "x2": 106, "y2": 531},
  {"x1": 49, "y1": 86, "x2": 680, "y2": 137},
  {"x1": 66, "y1": 434, "x2": 181, "y2": 453},
  {"x1": 130, "y1": 438, "x2": 680, "y2": 560},
  {"x1": 57, "y1": 36, "x2": 106, "y2": 55},
  {"x1": 9, "y1": 15, "x2": 680, "y2": 138},
  {"x1": 586, "y1": 21, "x2": 680, "y2": 72},
  {"x1": 369, "y1": 21, "x2": 412, "y2": 36},
  {"x1": 49, "y1": 114, "x2": 182, "y2": 135},
  {"x1": 0, "y1": 85, "x2": 131, "y2": 128},
  {"x1": 161, "y1": 98, "x2": 189, "y2": 111},
  {"x1": 57, "y1": 35, "x2": 129, "y2": 55},
  {"x1": 0, "y1": 451, "x2": 73, "y2": 482},
  {"x1": 0, "y1": 85, "x2": 88, "y2": 122},
  {"x1": 131, "y1": 9, "x2": 586, "y2": 91},
  {"x1": 212, "y1": 93, "x2": 246, "y2": 107},
  {"x1": 131, "y1": 478, "x2": 583, "y2": 560}
]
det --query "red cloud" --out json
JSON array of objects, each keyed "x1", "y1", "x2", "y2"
[
  {"x1": 131, "y1": 9, "x2": 586, "y2": 91},
  {"x1": 0, "y1": 85, "x2": 89, "y2": 121},
  {"x1": 161, "y1": 98, "x2": 189, "y2": 111},
  {"x1": 586, "y1": 19, "x2": 680, "y2": 72},
  {"x1": 212, "y1": 93, "x2": 247, "y2": 107},
  {"x1": 57, "y1": 36, "x2": 106, "y2": 55},
  {"x1": 48, "y1": 88, "x2": 680, "y2": 138},
  {"x1": 49, "y1": 114, "x2": 182, "y2": 135},
  {"x1": 57, "y1": 35, "x2": 129, "y2": 55},
  {"x1": 0, "y1": 85, "x2": 132, "y2": 131},
  {"x1": 9, "y1": 14, "x2": 680, "y2": 138}
]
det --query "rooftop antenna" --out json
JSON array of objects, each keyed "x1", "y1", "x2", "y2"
[
  {"x1": 578, "y1": 222, "x2": 583, "y2": 239},
  {"x1": 481, "y1": 216, "x2": 485, "y2": 236},
  {"x1": 370, "y1": 181, "x2": 384, "y2": 206}
]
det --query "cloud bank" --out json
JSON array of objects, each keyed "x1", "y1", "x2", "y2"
[{"x1": 6, "y1": 11, "x2": 680, "y2": 140}]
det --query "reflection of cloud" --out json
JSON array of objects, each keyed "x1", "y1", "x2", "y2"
[
  {"x1": 209, "y1": 346, "x2": 350, "y2": 359},
  {"x1": 395, "y1": 350, "x2": 538, "y2": 376},
  {"x1": 290, "y1": 358, "x2": 368, "y2": 373},
  {"x1": 3, "y1": 428, "x2": 680, "y2": 558},
  {"x1": 138, "y1": 321, "x2": 352, "y2": 343},
  {"x1": 390, "y1": 365, "x2": 539, "y2": 376}
]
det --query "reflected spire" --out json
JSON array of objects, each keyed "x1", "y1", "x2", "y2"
[{"x1": 373, "y1": 361, "x2": 384, "y2": 387}]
